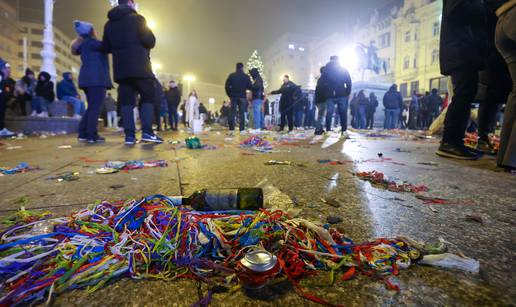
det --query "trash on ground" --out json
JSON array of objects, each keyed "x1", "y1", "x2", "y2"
[
  {"x1": 418, "y1": 253, "x2": 480, "y2": 273},
  {"x1": 265, "y1": 160, "x2": 292, "y2": 166},
  {"x1": 46, "y1": 171, "x2": 80, "y2": 182},
  {"x1": 0, "y1": 194, "x2": 478, "y2": 306},
  {"x1": 326, "y1": 216, "x2": 343, "y2": 224},
  {"x1": 322, "y1": 198, "x2": 341, "y2": 208},
  {"x1": 185, "y1": 136, "x2": 202, "y2": 149},
  {"x1": 415, "y1": 195, "x2": 474, "y2": 205},
  {"x1": 356, "y1": 171, "x2": 429, "y2": 193},
  {"x1": 418, "y1": 162, "x2": 440, "y2": 166},
  {"x1": 317, "y1": 159, "x2": 350, "y2": 165},
  {"x1": 465, "y1": 215, "x2": 483, "y2": 224},
  {"x1": 240, "y1": 135, "x2": 273, "y2": 153},
  {"x1": 96, "y1": 160, "x2": 168, "y2": 174},
  {"x1": 0, "y1": 163, "x2": 37, "y2": 175},
  {"x1": 58, "y1": 145, "x2": 73, "y2": 149},
  {"x1": 110, "y1": 184, "x2": 126, "y2": 190},
  {"x1": 6, "y1": 146, "x2": 22, "y2": 150}
]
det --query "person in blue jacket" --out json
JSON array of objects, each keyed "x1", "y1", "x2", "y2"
[
  {"x1": 72, "y1": 21, "x2": 113, "y2": 143},
  {"x1": 56, "y1": 72, "x2": 85, "y2": 119}
]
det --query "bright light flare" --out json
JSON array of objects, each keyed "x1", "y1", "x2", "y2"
[
  {"x1": 339, "y1": 46, "x2": 359, "y2": 71},
  {"x1": 184, "y1": 75, "x2": 196, "y2": 82},
  {"x1": 152, "y1": 62, "x2": 162, "y2": 72},
  {"x1": 147, "y1": 20, "x2": 157, "y2": 30}
]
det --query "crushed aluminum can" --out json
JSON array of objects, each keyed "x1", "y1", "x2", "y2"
[{"x1": 238, "y1": 249, "x2": 281, "y2": 289}]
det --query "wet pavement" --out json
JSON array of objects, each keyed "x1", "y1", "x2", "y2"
[{"x1": 0, "y1": 127, "x2": 515, "y2": 306}]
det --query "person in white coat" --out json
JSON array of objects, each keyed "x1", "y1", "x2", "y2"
[{"x1": 185, "y1": 90, "x2": 200, "y2": 128}]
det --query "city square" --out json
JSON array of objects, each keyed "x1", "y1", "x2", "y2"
[{"x1": 0, "y1": 0, "x2": 515, "y2": 306}]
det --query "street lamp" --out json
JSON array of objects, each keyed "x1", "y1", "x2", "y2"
[{"x1": 184, "y1": 74, "x2": 196, "y2": 94}]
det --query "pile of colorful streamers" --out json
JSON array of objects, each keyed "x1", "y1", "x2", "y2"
[
  {"x1": 0, "y1": 163, "x2": 36, "y2": 175},
  {"x1": 240, "y1": 136, "x2": 273, "y2": 152},
  {"x1": 356, "y1": 171, "x2": 429, "y2": 193},
  {"x1": 96, "y1": 160, "x2": 168, "y2": 174},
  {"x1": 0, "y1": 195, "x2": 427, "y2": 306}
]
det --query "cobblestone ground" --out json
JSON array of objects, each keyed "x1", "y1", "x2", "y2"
[{"x1": 0, "y1": 127, "x2": 514, "y2": 306}]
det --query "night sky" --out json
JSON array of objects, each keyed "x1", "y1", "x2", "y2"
[{"x1": 17, "y1": 0, "x2": 384, "y2": 83}]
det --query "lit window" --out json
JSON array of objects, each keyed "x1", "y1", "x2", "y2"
[
  {"x1": 288, "y1": 44, "x2": 295, "y2": 50},
  {"x1": 298, "y1": 47, "x2": 305, "y2": 52}
]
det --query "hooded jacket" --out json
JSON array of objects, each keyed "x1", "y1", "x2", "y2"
[
  {"x1": 57, "y1": 72, "x2": 79, "y2": 99},
  {"x1": 428, "y1": 89, "x2": 444, "y2": 112},
  {"x1": 102, "y1": 4, "x2": 156, "y2": 82},
  {"x1": 383, "y1": 85, "x2": 403, "y2": 110},
  {"x1": 72, "y1": 37, "x2": 113, "y2": 90},
  {"x1": 249, "y1": 69, "x2": 264, "y2": 100},
  {"x1": 439, "y1": 0, "x2": 487, "y2": 75},
  {"x1": 35, "y1": 72, "x2": 55, "y2": 102},
  {"x1": 225, "y1": 67, "x2": 252, "y2": 99},
  {"x1": 323, "y1": 60, "x2": 352, "y2": 98}
]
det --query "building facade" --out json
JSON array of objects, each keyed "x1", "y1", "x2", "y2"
[
  {"x1": 393, "y1": 0, "x2": 445, "y2": 97},
  {"x1": 17, "y1": 21, "x2": 81, "y2": 79},
  {"x1": 263, "y1": 33, "x2": 314, "y2": 90},
  {"x1": 0, "y1": 0, "x2": 20, "y2": 74}
]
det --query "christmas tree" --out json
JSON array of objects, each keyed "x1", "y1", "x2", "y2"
[{"x1": 246, "y1": 50, "x2": 268, "y2": 89}]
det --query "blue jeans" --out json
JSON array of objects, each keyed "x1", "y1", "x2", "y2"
[
  {"x1": 31, "y1": 96, "x2": 50, "y2": 113},
  {"x1": 62, "y1": 96, "x2": 85, "y2": 115},
  {"x1": 357, "y1": 105, "x2": 367, "y2": 129},
  {"x1": 325, "y1": 97, "x2": 349, "y2": 132},
  {"x1": 78, "y1": 87, "x2": 106, "y2": 139},
  {"x1": 295, "y1": 110, "x2": 304, "y2": 128},
  {"x1": 384, "y1": 109, "x2": 400, "y2": 129},
  {"x1": 304, "y1": 107, "x2": 315, "y2": 127},
  {"x1": 252, "y1": 99, "x2": 263, "y2": 129}
]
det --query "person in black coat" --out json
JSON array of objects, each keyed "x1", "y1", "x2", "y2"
[
  {"x1": 366, "y1": 92, "x2": 378, "y2": 129},
  {"x1": 314, "y1": 66, "x2": 330, "y2": 135},
  {"x1": 323, "y1": 56, "x2": 352, "y2": 136},
  {"x1": 383, "y1": 84, "x2": 403, "y2": 129},
  {"x1": 427, "y1": 88, "x2": 444, "y2": 125},
  {"x1": 0, "y1": 58, "x2": 15, "y2": 136},
  {"x1": 72, "y1": 21, "x2": 113, "y2": 144},
  {"x1": 102, "y1": 0, "x2": 162, "y2": 145},
  {"x1": 270, "y1": 75, "x2": 298, "y2": 132},
  {"x1": 165, "y1": 81, "x2": 181, "y2": 131},
  {"x1": 437, "y1": 0, "x2": 487, "y2": 159},
  {"x1": 225, "y1": 62, "x2": 252, "y2": 132},
  {"x1": 32, "y1": 72, "x2": 54, "y2": 118}
]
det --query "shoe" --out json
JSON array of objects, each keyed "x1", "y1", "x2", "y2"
[
  {"x1": 0, "y1": 128, "x2": 15, "y2": 137},
  {"x1": 477, "y1": 139, "x2": 497, "y2": 155},
  {"x1": 73, "y1": 114, "x2": 82, "y2": 119},
  {"x1": 37, "y1": 112, "x2": 48, "y2": 118},
  {"x1": 30, "y1": 111, "x2": 37, "y2": 116},
  {"x1": 314, "y1": 129, "x2": 324, "y2": 136},
  {"x1": 78, "y1": 137, "x2": 87, "y2": 143},
  {"x1": 87, "y1": 136, "x2": 106, "y2": 144},
  {"x1": 125, "y1": 135, "x2": 138, "y2": 145},
  {"x1": 341, "y1": 131, "x2": 349, "y2": 139},
  {"x1": 141, "y1": 133, "x2": 163, "y2": 144},
  {"x1": 436, "y1": 143, "x2": 479, "y2": 160}
]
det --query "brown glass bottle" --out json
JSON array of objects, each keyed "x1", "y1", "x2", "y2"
[{"x1": 179, "y1": 188, "x2": 263, "y2": 211}]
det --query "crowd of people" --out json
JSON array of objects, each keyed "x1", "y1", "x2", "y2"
[{"x1": 0, "y1": 0, "x2": 515, "y2": 172}]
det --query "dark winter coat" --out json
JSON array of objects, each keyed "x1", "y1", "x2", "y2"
[
  {"x1": 315, "y1": 74, "x2": 330, "y2": 104},
  {"x1": 250, "y1": 74, "x2": 264, "y2": 100},
  {"x1": 73, "y1": 38, "x2": 113, "y2": 90},
  {"x1": 102, "y1": 5, "x2": 156, "y2": 82},
  {"x1": 428, "y1": 90, "x2": 444, "y2": 112},
  {"x1": 367, "y1": 94, "x2": 379, "y2": 114},
  {"x1": 35, "y1": 72, "x2": 55, "y2": 102},
  {"x1": 271, "y1": 81, "x2": 298, "y2": 107},
  {"x1": 323, "y1": 61, "x2": 352, "y2": 98},
  {"x1": 225, "y1": 69, "x2": 252, "y2": 99},
  {"x1": 383, "y1": 85, "x2": 403, "y2": 110},
  {"x1": 439, "y1": 0, "x2": 487, "y2": 75},
  {"x1": 104, "y1": 95, "x2": 116, "y2": 112},
  {"x1": 56, "y1": 73, "x2": 79, "y2": 99},
  {"x1": 165, "y1": 87, "x2": 181, "y2": 109}
]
